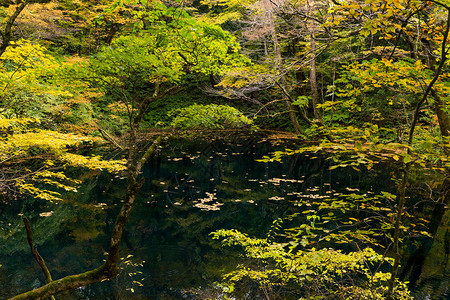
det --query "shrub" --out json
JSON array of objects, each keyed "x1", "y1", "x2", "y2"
[
  {"x1": 169, "y1": 104, "x2": 254, "y2": 130},
  {"x1": 212, "y1": 229, "x2": 412, "y2": 300}
]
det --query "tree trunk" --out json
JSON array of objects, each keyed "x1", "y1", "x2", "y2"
[
  {"x1": 264, "y1": 0, "x2": 303, "y2": 135},
  {"x1": 0, "y1": 2, "x2": 28, "y2": 57},
  {"x1": 432, "y1": 90, "x2": 450, "y2": 139},
  {"x1": 281, "y1": 75, "x2": 303, "y2": 135},
  {"x1": 417, "y1": 10, "x2": 450, "y2": 151},
  {"x1": 309, "y1": 29, "x2": 320, "y2": 121},
  {"x1": 285, "y1": 99, "x2": 303, "y2": 134},
  {"x1": 386, "y1": 163, "x2": 409, "y2": 299}
]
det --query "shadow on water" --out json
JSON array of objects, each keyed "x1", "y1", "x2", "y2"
[{"x1": 0, "y1": 136, "x2": 448, "y2": 299}]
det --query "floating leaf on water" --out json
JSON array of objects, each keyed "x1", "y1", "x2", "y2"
[
  {"x1": 39, "y1": 211, "x2": 53, "y2": 217},
  {"x1": 345, "y1": 187, "x2": 360, "y2": 192}
]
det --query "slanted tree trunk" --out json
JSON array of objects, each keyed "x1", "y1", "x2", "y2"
[
  {"x1": 10, "y1": 136, "x2": 161, "y2": 300},
  {"x1": 0, "y1": 1, "x2": 28, "y2": 57}
]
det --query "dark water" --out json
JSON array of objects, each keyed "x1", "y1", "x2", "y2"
[{"x1": 0, "y1": 137, "x2": 448, "y2": 299}]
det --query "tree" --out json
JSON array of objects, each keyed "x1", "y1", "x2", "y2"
[
  {"x1": 208, "y1": 1, "x2": 450, "y2": 298},
  {"x1": 328, "y1": 0, "x2": 450, "y2": 147},
  {"x1": 9, "y1": 1, "x2": 247, "y2": 298},
  {"x1": 0, "y1": 6, "x2": 124, "y2": 203},
  {"x1": 200, "y1": 0, "x2": 309, "y2": 132},
  {"x1": 201, "y1": 0, "x2": 347, "y2": 133}
]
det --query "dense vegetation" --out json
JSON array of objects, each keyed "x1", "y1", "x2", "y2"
[{"x1": 0, "y1": 0, "x2": 448, "y2": 299}]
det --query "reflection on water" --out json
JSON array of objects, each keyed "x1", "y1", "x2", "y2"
[{"x1": 0, "y1": 137, "x2": 447, "y2": 299}]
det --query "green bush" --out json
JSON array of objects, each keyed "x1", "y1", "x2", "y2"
[
  {"x1": 212, "y1": 228, "x2": 412, "y2": 300},
  {"x1": 169, "y1": 104, "x2": 254, "y2": 130}
]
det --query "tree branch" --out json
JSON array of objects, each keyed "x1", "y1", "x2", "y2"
[{"x1": 22, "y1": 217, "x2": 56, "y2": 300}]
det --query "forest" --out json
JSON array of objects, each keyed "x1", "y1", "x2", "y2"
[{"x1": 0, "y1": 0, "x2": 449, "y2": 299}]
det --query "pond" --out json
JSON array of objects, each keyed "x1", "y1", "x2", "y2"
[{"x1": 0, "y1": 135, "x2": 448, "y2": 299}]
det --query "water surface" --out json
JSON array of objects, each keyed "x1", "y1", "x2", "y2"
[{"x1": 0, "y1": 136, "x2": 447, "y2": 299}]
